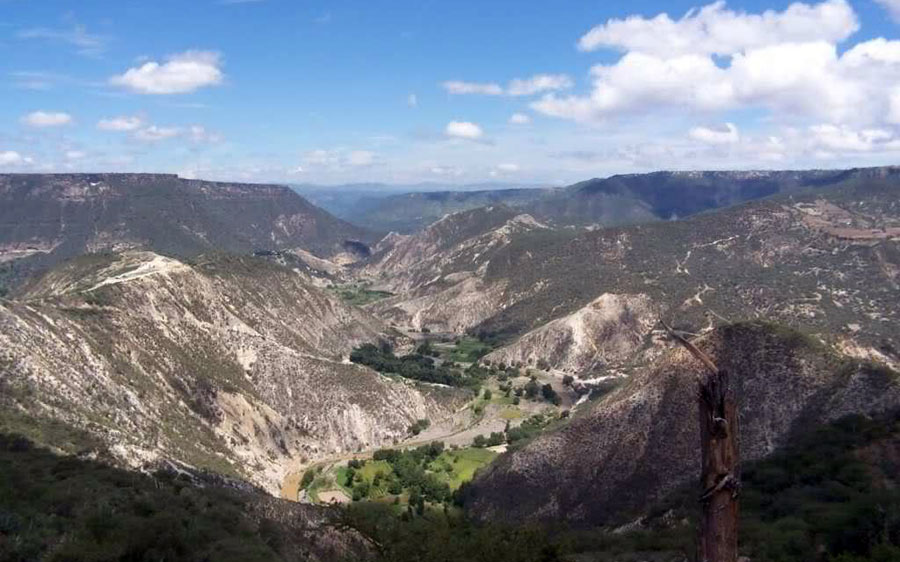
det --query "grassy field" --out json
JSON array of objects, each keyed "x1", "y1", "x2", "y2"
[
  {"x1": 443, "y1": 337, "x2": 493, "y2": 363},
  {"x1": 328, "y1": 284, "x2": 393, "y2": 306},
  {"x1": 428, "y1": 448, "x2": 498, "y2": 490}
]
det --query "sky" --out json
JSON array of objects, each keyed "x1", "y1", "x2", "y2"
[{"x1": 1, "y1": 0, "x2": 900, "y2": 186}]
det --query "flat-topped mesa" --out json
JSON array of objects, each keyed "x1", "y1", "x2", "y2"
[{"x1": 0, "y1": 173, "x2": 378, "y2": 292}]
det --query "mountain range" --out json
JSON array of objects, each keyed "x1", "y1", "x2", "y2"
[{"x1": 2, "y1": 167, "x2": 899, "y2": 561}]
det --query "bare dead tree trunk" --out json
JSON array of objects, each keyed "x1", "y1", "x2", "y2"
[{"x1": 661, "y1": 320, "x2": 740, "y2": 562}]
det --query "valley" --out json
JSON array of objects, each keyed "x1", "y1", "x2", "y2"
[{"x1": 1, "y1": 168, "x2": 899, "y2": 561}]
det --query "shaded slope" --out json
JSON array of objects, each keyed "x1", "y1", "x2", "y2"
[
  {"x1": 464, "y1": 322, "x2": 900, "y2": 527},
  {"x1": 0, "y1": 173, "x2": 376, "y2": 293}
]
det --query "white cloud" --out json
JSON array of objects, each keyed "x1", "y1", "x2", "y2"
[
  {"x1": 876, "y1": 0, "x2": 900, "y2": 23},
  {"x1": 808, "y1": 124, "x2": 896, "y2": 152},
  {"x1": 506, "y1": 74, "x2": 573, "y2": 96},
  {"x1": 110, "y1": 51, "x2": 224, "y2": 94},
  {"x1": 18, "y1": 23, "x2": 108, "y2": 56},
  {"x1": 408, "y1": 93, "x2": 418, "y2": 107},
  {"x1": 443, "y1": 74, "x2": 572, "y2": 96},
  {"x1": 0, "y1": 151, "x2": 32, "y2": 167},
  {"x1": 134, "y1": 126, "x2": 181, "y2": 141},
  {"x1": 533, "y1": 1, "x2": 900, "y2": 129},
  {"x1": 497, "y1": 163, "x2": 520, "y2": 172},
  {"x1": 442, "y1": 81, "x2": 504, "y2": 95},
  {"x1": 445, "y1": 121, "x2": 484, "y2": 139},
  {"x1": 347, "y1": 150, "x2": 375, "y2": 166},
  {"x1": 509, "y1": 113, "x2": 532, "y2": 125},
  {"x1": 430, "y1": 165, "x2": 464, "y2": 176},
  {"x1": 97, "y1": 116, "x2": 143, "y2": 131},
  {"x1": 187, "y1": 125, "x2": 224, "y2": 143},
  {"x1": 578, "y1": 0, "x2": 857, "y2": 56},
  {"x1": 301, "y1": 148, "x2": 378, "y2": 170},
  {"x1": 689, "y1": 123, "x2": 740, "y2": 144},
  {"x1": 65, "y1": 150, "x2": 87, "y2": 160},
  {"x1": 21, "y1": 111, "x2": 72, "y2": 127}
]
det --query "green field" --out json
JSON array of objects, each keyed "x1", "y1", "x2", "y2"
[
  {"x1": 428, "y1": 448, "x2": 498, "y2": 490},
  {"x1": 328, "y1": 284, "x2": 393, "y2": 306},
  {"x1": 443, "y1": 337, "x2": 493, "y2": 363}
]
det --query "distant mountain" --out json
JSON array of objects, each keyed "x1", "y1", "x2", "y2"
[
  {"x1": 294, "y1": 182, "x2": 550, "y2": 233},
  {"x1": 525, "y1": 166, "x2": 900, "y2": 226},
  {"x1": 0, "y1": 173, "x2": 376, "y2": 294},
  {"x1": 339, "y1": 188, "x2": 556, "y2": 234}
]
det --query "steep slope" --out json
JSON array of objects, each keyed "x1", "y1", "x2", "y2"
[
  {"x1": 483, "y1": 293, "x2": 658, "y2": 375},
  {"x1": 0, "y1": 173, "x2": 376, "y2": 294},
  {"x1": 361, "y1": 206, "x2": 551, "y2": 332},
  {"x1": 526, "y1": 166, "x2": 900, "y2": 227},
  {"x1": 0, "y1": 252, "x2": 464, "y2": 493},
  {"x1": 465, "y1": 322, "x2": 900, "y2": 527},
  {"x1": 475, "y1": 180, "x2": 900, "y2": 371}
]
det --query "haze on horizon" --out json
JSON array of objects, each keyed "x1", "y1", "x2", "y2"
[{"x1": 2, "y1": 0, "x2": 900, "y2": 186}]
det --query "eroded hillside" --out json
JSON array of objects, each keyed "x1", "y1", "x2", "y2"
[
  {"x1": 0, "y1": 251, "x2": 464, "y2": 493},
  {"x1": 464, "y1": 322, "x2": 900, "y2": 526}
]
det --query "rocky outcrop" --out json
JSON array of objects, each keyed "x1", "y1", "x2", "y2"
[
  {"x1": 484, "y1": 293, "x2": 658, "y2": 374},
  {"x1": 464, "y1": 322, "x2": 900, "y2": 526},
  {"x1": 362, "y1": 207, "x2": 550, "y2": 333},
  {"x1": 0, "y1": 251, "x2": 464, "y2": 493}
]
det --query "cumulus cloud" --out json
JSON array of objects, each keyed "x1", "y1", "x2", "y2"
[
  {"x1": 65, "y1": 150, "x2": 87, "y2": 161},
  {"x1": 21, "y1": 111, "x2": 72, "y2": 127},
  {"x1": 533, "y1": 1, "x2": 900, "y2": 129},
  {"x1": 110, "y1": 51, "x2": 224, "y2": 94},
  {"x1": 445, "y1": 121, "x2": 484, "y2": 139},
  {"x1": 578, "y1": 0, "x2": 857, "y2": 56},
  {"x1": 689, "y1": 123, "x2": 740, "y2": 144},
  {"x1": 0, "y1": 151, "x2": 32, "y2": 167},
  {"x1": 443, "y1": 74, "x2": 572, "y2": 96},
  {"x1": 509, "y1": 113, "x2": 532, "y2": 124},
  {"x1": 876, "y1": 0, "x2": 900, "y2": 23},
  {"x1": 97, "y1": 116, "x2": 143, "y2": 131}
]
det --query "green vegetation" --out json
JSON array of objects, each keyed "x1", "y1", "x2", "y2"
[
  {"x1": 0, "y1": 434, "x2": 328, "y2": 562},
  {"x1": 445, "y1": 337, "x2": 493, "y2": 363},
  {"x1": 407, "y1": 418, "x2": 430, "y2": 436},
  {"x1": 328, "y1": 443, "x2": 497, "y2": 507},
  {"x1": 349, "y1": 343, "x2": 489, "y2": 389},
  {"x1": 328, "y1": 283, "x2": 393, "y2": 306},
  {"x1": 344, "y1": 502, "x2": 564, "y2": 562}
]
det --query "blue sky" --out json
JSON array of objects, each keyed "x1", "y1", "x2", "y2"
[{"x1": 1, "y1": 0, "x2": 899, "y2": 185}]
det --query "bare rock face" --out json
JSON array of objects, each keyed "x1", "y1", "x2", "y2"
[
  {"x1": 362, "y1": 207, "x2": 549, "y2": 333},
  {"x1": 0, "y1": 252, "x2": 464, "y2": 493},
  {"x1": 464, "y1": 322, "x2": 900, "y2": 527},
  {"x1": 485, "y1": 293, "x2": 657, "y2": 374}
]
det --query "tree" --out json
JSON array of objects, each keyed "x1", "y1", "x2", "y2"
[
  {"x1": 662, "y1": 319, "x2": 739, "y2": 562},
  {"x1": 541, "y1": 384, "x2": 562, "y2": 406},
  {"x1": 562, "y1": 375, "x2": 574, "y2": 386},
  {"x1": 483, "y1": 389, "x2": 492, "y2": 401}
]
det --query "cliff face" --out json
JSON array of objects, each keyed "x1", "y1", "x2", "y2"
[
  {"x1": 361, "y1": 207, "x2": 551, "y2": 333},
  {"x1": 483, "y1": 293, "x2": 658, "y2": 374},
  {"x1": 465, "y1": 323, "x2": 900, "y2": 526},
  {"x1": 0, "y1": 252, "x2": 464, "y2": 493},
  {"x1": 0, "y1": 174, "x2": 376, "y2": 293}
]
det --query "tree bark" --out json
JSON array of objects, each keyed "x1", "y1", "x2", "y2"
[
  {"x1": 697, "y1": 369, "x2": 740, "y2": 562},
  {"x1": 659, "y1": 319, "x2": 739, "y2": 562}
]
